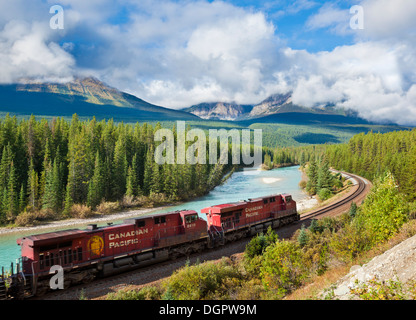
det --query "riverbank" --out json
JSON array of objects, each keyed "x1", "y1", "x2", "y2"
[{"x1": 0, "y1": 205, "x2": 173, "y2": 236}]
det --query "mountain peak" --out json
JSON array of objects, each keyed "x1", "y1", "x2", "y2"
[
  {"x1": 183, "y1": 101, "x2": 254, "y2": 121},
  {"x1": 15, "y1": 76, "x2": 132, "y2": 108},
  {"x1": 0, "y1": 76, "x2": 199, "y2": 121}
]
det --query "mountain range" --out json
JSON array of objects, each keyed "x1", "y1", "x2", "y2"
[
  {"x1": 182, "y1": 92, "x2": 369, "y2": 125},
  {"x1": 0, "y1": 77, "x2": 379, "y2": 126},
  {"x1": 0, "y1": 77, "x2": 198, "y2": 121}
]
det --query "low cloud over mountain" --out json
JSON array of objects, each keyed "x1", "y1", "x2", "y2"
[{"x1": 0, "y1": 0, "x2": 415, "y2": 125}]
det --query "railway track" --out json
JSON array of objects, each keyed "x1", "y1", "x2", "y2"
[
  {"x1": 300, "y1": 171, "x2": 369, "y2": 222},
  {"x1": 35, "y1": 171, "x2": 371, "y2": 300}
]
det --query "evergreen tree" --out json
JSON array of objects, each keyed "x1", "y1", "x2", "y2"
[
  {"x1": 19, "y1": 184, "x2": 26, "y2": 213},
  {"x1": 42, "y1": 158, "x2": 62, "y2": 212},
  {"x1": 27, "y1": 160, "x2": 39, "y2": 210},
  {"x1": 297, "y1": 224, "x2": 309, "y2": 247},
  {"x1": 125, "y1": 166, "x2": 135, "y2": 197},
  {"x1": 112, "y1": 134, "x2": 128, "y2": 199},
  {"x1": 317, "y1": 157, "x2": 333, "y2": 191},
  {"x1": 7, "y1": 162, "x2": 18, "y2": 218},
  {"x1": 87, "y1": 152, "x2": 105, "y2": 208},
  {"x1": 306, "y1": 157, "x2": 318, "y2": 195},
  {"x1": 143, "y1": 145, "x2": 154, "y2": 195}
]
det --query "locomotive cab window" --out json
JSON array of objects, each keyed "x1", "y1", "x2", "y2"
[
  {"x1": 155, "y1": 216, "x2": 166, "y2": 224},
  {"x1": 136, "y1": 220, "x2": 146, "y2": 228},
  {"x1": 263, "y1": 199, "x2": 268, "y2": 204},
  {"x1": 185, "y1": 215, "x2": 198, "y2": 223},
  {"x1": 285, "y1": 196, "x2": 292, "y2": 202}
]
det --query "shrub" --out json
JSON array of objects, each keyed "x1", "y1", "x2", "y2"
[
  {"x1": 107, "y1": 286, "x2": 162, "y2": 300},
  {"x1": 297, "y1": 225, "x2": 309, "y2": 247},
  {"x1": 259, "y1": 240, "x2": 308, "y2": 298},
  {"x1": 14, "y1": 211, "x2": 37, "y2": 227},
  {"x1": 95, "y1": 201, "x2": 121, "y2": 215},
  {"x1": 349, "y1": 202, "x2": 358, "y2": 218},
  {"x1": 356, "y1": 172, "x2": 409, "y2": 244},
  {"x1": 119, "y1": 195, "x2": 140, "y2": 209},
  {"x1": 148, "y1": 193, "x2": 170, "y2": 206},
  {"x1": 329, "y1": 221, "x2": 371, "y2": 262},
  {"x1": 350, "y1": 277, "x2": 410, "y2": 300},
  {"x1": 14, "y1": 209, "x2": 56, "y2": 226},
  {"x1": 309, "y1": 219, "x2": 322, "y2": 234},
  {"x1": 69, "y1": 204, "x2": 94, "y2": 219},
  {"x1": 244, "y1": 227, "x2": 278, "y2": 260},
  {"x1": 318, "y1": 188, "x2": 332, "y2": 201},
  {"x1": 162, "y1": 258, "x2": 243, "y2": 300}
]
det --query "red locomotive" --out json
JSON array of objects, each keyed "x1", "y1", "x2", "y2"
[{"x1": 1, "y1": 193, "x2": 298, "y2": 299}]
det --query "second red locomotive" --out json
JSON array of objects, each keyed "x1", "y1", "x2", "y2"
[{"x1": 2, "y1": 193, "x2": 298, "y2": 299}]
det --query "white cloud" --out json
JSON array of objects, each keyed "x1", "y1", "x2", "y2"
[
  {"x1": 0, "y1": 0, "x2": 415, "y2": 125},
  {"x1": 360, "y1": 0, "x2": 416, "y2": 40},
  {"x1": 0, "y1": 19, "x2": 75, "y2": 83},
  {"x1": 306, "y1": 3, "x2": 351, "y2": 35}
]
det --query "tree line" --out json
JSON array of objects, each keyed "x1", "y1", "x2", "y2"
[
  {"x1": 266, "y1": 129, "x2": 416, "y2": 201},
  {"x1": 323, "y1": 130, "x2": 416, "y2": 201},
  {"x1": 0, "y1": 114, "x2": 235, "y2": 224}
]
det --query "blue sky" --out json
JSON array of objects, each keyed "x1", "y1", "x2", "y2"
[
  {"x1": 224, "y1": 0, "x2": 357, "y2": 51},
  {"x1": 0, "y1": 0, "x2": 416, "y2": 124}
]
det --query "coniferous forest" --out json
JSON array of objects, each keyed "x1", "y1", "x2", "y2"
[
  {"x1": 0, "y1": 114, "x2": 234, "y2": 225},
  {"x1": 267, "y1": 129, "x2": 416, "y2": 201}
]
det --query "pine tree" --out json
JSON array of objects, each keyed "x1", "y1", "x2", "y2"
[
  {"x1": 42, "y1": 158, "x2": 62, "y2": 212},
  {"x1": 162, "y1": 164, "x2": 177, "y2": 198},
  {"x1": 7, "y1": 162, "x2": 18, "y2": 218},
  {"x1": 317, "y1": 157, "x2": 333, "y2": 191},
  {"x1": 27, "y1": 160, "x2": 39, "y2": 210},
  {"x1": 143, "y1": 145, "x2": 154, "y2": 196},
  {"x1": 150, "y1": 161, "x2": 161, "y2": 195},
  {"x1": 87, "y1": 152, "x2": 105, "y2": 208},
  {"x1": 125, "y1": 166, "x2": 135, "y2": 197},
  {"x1": 18, "y1": 184, "x2": 26, "y2": 213},
  {"x1": 63, "y1": 181, "x2": 73, "y2": 216},
  {"x1": 112, "y1": 134, "x2": 128, "y2": 199},
  {"x1": 66, "y1": 126, "x2": 93, "y2": 204},
  {"x1": 306, "y1": 157, "x2": 318, "y2": 195},
  {"x1": 297, "y1": 224, "x2": 309, "y2": 247}
]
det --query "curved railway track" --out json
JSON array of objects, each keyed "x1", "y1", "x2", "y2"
[
  {"x1": 35, "y1": 170, "x2": 371, "y2": 300},
  {"x1": 300, "y1": 171, "x2": 369, "y2": 221}
]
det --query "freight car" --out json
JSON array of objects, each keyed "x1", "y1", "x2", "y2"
[{"x1": 0, "y1": 193, "x2": 298, "y2": 299}]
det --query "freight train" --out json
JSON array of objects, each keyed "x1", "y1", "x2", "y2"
[{"x1": 0, "y1": 193, "x2": 298, "y2": 299}]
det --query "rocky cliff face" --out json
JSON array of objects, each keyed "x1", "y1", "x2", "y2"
[
  {"x1": 325, "y1": 234, "x2": 416, "y2": 300},
  {"x1": 16, "y1": 77, "x2": 133, "y2": 108},
  {"x1": 184, "y1": 102, "x2": 253, "y2": 121},
  {"x1": 183, "y1": 93, "x2": 346, "y2": 121},
  {"x1": 247, "y1": 93, "x2": 293, "y2": 118}
]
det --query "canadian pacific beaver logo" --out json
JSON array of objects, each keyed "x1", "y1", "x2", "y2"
[{"x1": 88, "y1": 235, "x2": 104, "y2": 256}]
